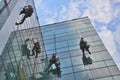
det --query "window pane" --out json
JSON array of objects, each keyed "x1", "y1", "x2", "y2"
[
  {"x1": 105, "y1": 60, "x2": 115, "y2": 66},
  {"x1": 43, "y1": 30, "x2": 54, "y2": 36},
  {"x1": 89, "y1": 61, "x2": 106, "y2": 69},
  {"x1": 61, "y1": 67, "x2": 73, "y2": 74},
  {"x1": 91, "y1": 67, "x2": 111, "y2": 78},
  {"x1": 57, "y1": 51, "x2": 70, "y2": 59},
  {"x1": 60, "y1": 73, "x2": 74, "y2": 80},
  {"x1": 70, "y1": 50, "x2": 81, "y2": 56},
  {"x1": 91, "y1": 52, "x2": 103, "y2": 62},
  {"x1": 101, "y1": 51, "x2": 112, "y2": 60},
  {"x1": 55, "y1": 28, "x2": 66, "y2": 34},
  {"x1": 56, "y1": 41, "x2": 68, "y2": 48},
  {"x1": 68, "y1": 38, "x2": 79, "y2": 46},
  {"x1": 60, "y1": 58, "x2": 72, "y2": 68},
  {"x1": 75, "y1": 71, "x2": 91, "y2": 80},
  {"x1": 45, "y1": 43, "x2": 55, "y2": 51},
  {"x1": 108, "y1": 66, "x2": 120, "y2": 75},
  {"x1": 71, "y1": 56, "x2": 82, "y2": 65},
  {"x1": 44, "y1": 38, "x2": 54, "y2": 44},
  {"x1": 91, "y1": 45, "x2": 106, "y2": 53},
  {"x1": 95, "y1": 77, "x2": 113, "y2": 80},
  {"x1": 56, "y1": 36, "x2": 68, "y2": 42},
  {"x1": 56, "y1": 47, "x2": 69, "y2": 53},
  {"x1": 74, "y1": 65, "x2": 89, "y2": 72},
  {"x1": 113, "y1": 75, "x2": 120, "y2": 80}
]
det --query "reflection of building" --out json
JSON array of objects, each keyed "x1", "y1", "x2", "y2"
[{"x1": 0, "y1": 1, "x2": 120, "y2": 80}]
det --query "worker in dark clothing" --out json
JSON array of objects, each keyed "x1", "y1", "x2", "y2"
[
  {"x1": 21, "y1": 38, "x2": 31, "y2": 59},
  {"x1": 45, "y1": 54, "x2": 60, "y2": 72},
  {"x1": 15, "y1": 5, "x2": 33, "y2": 25},
  {"x1": 79, "y1": 37, "x2": 91, "y2": 57},
  {"x1": 31, "y1": 38, "x2": 41, "y2": 58},
  {"x1": 5, "y1": 73, "x2": 8, "y2": 80}
]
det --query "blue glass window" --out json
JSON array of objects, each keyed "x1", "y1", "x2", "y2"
[
  {"x1": 56, "y1": 41, "x2": 68, "y2": 48},
  {"x1": 55, "y1": 28, "x2": 66, "y2": 34},
  {"x1": 71, "y1": 56, "x2": 82, "y2": 65},
  {"x1": 69, "y1": 45, "x2": 79, "y2": 51},
  {"x1": 61, "y1": 67, "x2": 73, "y2": 75},
  {"x1": 60, "y1": 73, "x2": 74, "y2": 80},
  {"x1": 45, "y1": 43, "x2": 55, "y2": 51},
  {"x1": 56, "y1": 47, "x2": 69, "y2": 53},
  {"x1": 68, "y1": 38, "x2": 79, "y2": 46},
  {"x1": 60, "y1": 58, "x2": 72, "y2": 68},
  {"x1": 75, "y1": 71, "x2": 91, "y2": 80},
  {"x1": 57, "y1": 51, "x2": 70, "y2": 59},
  {"x1": 74, "y1": 65, "x2": 89, "y2": 72}
]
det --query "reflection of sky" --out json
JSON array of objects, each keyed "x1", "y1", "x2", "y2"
[{"x1": 34, "y1": 0, "x2": 120, "y2": 69}]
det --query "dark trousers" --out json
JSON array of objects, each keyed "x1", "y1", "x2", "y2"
[
  {"x1": 18, "y1": 9, "x2": 32, "y2": 24},
  {"x1": 32, "y1": 47, "x2": 39, "y2": 58},
  {"x1": 45, "y1": 60, "x2": 59, "y2": 72},
  {"x1": 19, "y1": 14, "x2": 29, "y2": 24},
  {"x1": 81, "y1": 47, "x2": 91, "y2": 57}
]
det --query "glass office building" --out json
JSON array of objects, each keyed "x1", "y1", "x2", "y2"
[
  {"x1": 40, "y1": 17, "x2": 120, "y2": 80},
  {"x1": 0, "y1": 0, "x2": 18, "y2": 29},
  {"x1": 0, "y1": 0, "x2": 42, "y2": 80},
  {"x1": 0, "y1": 0, "x2": 120, "y2": 80}
]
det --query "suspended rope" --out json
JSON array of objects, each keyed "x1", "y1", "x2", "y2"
[
  {"x1": 16, "y1": 8, "x2": 38, "y2": 78},
  {"x1": 15, "y1": 1, "x2": 43, "y2": 79},
  {"x1": 2, "y1": 21, "x2": 25, "y2": 79},
  {"x1": 19, "y1": 3, "x2": 42, "y2": 79},
  {"x1": 13, "y1": 25, "x2": 28, "y2": 80},
  {"x1": 77, "y1": 26, "x2": 94, "y2": 79},
  {"x1": 15, "y1": 1, "x2": 34, "y2": 79},
  {"x1": 54, "y1": 25, "x2": 56, "y2": 54},
  {"x1": 15, "y1": 11, "x2": 35, "y2": 78},
  {"x1": 32, "y1": 56, "x2": 37, "y2": 80}
]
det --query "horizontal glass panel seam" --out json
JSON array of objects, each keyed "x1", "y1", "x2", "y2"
[{"x1": 42, "y1": 28, "x2": 95, "y2": 38}]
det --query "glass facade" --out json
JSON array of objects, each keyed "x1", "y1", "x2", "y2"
[
  {"x1": 0, "y1": 16, "x2": 120, "y2": 80},
  {"x1": 0, "y1": 27, "x2": 47, "y2": 80},
  {"x1": 0, "y1": 0, "x2": 41, "y2": 80},
  {"x1": 39, "y1": 17, "x2": 120, "y2": 80},
  {"x1": 0, "y1": 0, "x2": 18, "y2": 29},
  {"x1": 0, "y1": 0, "x2": 120, "y2": 79}
]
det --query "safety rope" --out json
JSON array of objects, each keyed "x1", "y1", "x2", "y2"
[
  {"x1": 32, "y1": 56, "x2": 37, "y2": 80},
  {"x1": 14, "y1": 25, "x2": 28, "y2": 80},
  {"x1": 18, "y1": 13, "x2": 38, "y2": 79},
  {"x1": 54, "y1": 24, "x2": 56, "y2": 54},
  {"x1": 17, "y1": 1, "x2": 43, "y2": 79},
  {"x1": 25, "y1": 14, "x2": 41, "y2": 80},
  {"x1": 21, "y1": 5, "x2": 40, "y2": 79},
  {"x1": 77, "y1": 26, "x2": 94, "y2": 79}
]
